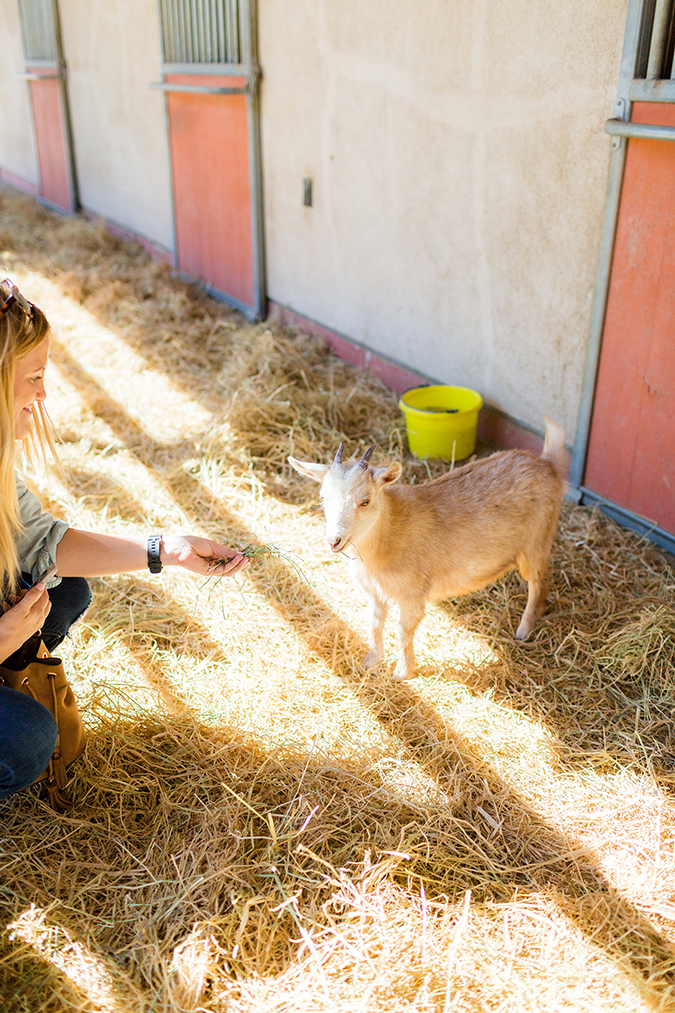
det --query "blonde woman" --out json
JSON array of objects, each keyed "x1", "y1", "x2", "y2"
[{"x1": 0, "y1": 279, "x2": 249, "y2": 800}]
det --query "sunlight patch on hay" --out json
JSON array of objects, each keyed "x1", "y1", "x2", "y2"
[
  {"x1": 414, "y1": 612, "x2": 501, "y2": 671},
  {"x1": 7, "y1": 906, "x2": 123, "y2": 1011},
  {"x1": 14, "y1": 271, "x2": 214, "y2": 443}
]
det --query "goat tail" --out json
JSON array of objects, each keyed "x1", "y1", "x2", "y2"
[{"x1": 541, "y1": 415, "x2": 568, "y2": 479}]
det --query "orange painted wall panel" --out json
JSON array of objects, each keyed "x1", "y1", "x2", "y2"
[
  {"x1": 167, "y1": 74, "x2": 253, "y2": 308},
  {"x1": 28, "y1": 74, "x2": 72, "y2": 212},
  {"x1": 585, "y1": 103, "x2": 675, "y2": 534}
]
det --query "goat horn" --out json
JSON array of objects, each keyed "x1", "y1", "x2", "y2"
[
  {"x1": 334, "y1": 442, "x2": 344, "y2": 465},
  {"x1": 359, "y1": 445, "x2": 376, "y2": 468}
]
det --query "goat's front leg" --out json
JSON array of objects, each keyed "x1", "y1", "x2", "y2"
[
  {"x1": 363, "y1": 593, "x2": 389, "y2": 669},
  {"x1": 393, "y1": 599, "x2": 426, "y2": 681}
]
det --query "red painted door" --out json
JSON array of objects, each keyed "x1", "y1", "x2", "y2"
[
  {"x1": 28, "y1": 70, "x2": 74, "y2": 212},
  {"x1": 166, "y1": 74, "x2": 255, "y2": 311},
  {"x1": 584, "y1": 102, "x2": 675, "y2": 536}
]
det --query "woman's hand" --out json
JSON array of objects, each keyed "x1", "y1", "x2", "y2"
[
  {"x1": 0, "y1": 584, "x2": 51, "y2": 663},
  {"x1": 161, "y1": 535, "x2": 250, "y2": 577}
]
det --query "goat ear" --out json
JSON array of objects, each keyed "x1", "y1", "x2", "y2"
[
  {"x1": 288, "y1": 456, "x2": 330, "y2": 483},
  {"x1": 374, "y1": 461, "x2": 402, "y2": 486}
]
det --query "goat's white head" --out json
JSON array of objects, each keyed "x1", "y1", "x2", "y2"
[{"x1": 288, "y1": 443, "x2": 402, "y2": 553}]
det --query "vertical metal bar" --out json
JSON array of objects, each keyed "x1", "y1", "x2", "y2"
[
  {"x1": 169, "y1": 0, "x2": 180, "y2": 63},
  {"x1": 215, "y1": 0, "x2": 225, "y2": 63},
  {"x1": 26, "y1": 0, "x2": 36, "y2": 57},
  {"x1": 177, "y1": 0, "x2": 188, "y2": 64},
  {"x1": 205, "y1": 0, "x2": 213, "y2": 62},
  {"x1": 158, "y1": 0, "x2": 165, "y2": 61},
  {"x1": 206, "y1": 0, "x2": 213, "y2": 62},
  {"x1": 167, "y1": 0, "x2": 177, "y2": 63},
  {"x1": 159, "y1": 0, "x2": 168, "y2": 61},
  {"x1": 183, "y1": 0, "x2": 192, "y2": 62},
  {"x1": 51, "y1": 0, "x2": 80, "y2": 211},
  {"x1": 18, "y1": 1, "x2": 31, "y2": 58},
  {"x1": 211, "y1": 0, "x2": 218, "y2": 62},
  {"x1": 240, "y1": 0, "x2": 265, "y2": 319},
  {"x1": 19, "y1": 1, "x2": 29, "y2": 58},
  {"x1": 38, "y1": 0, "x2": 50, "y2": 58},
  {"x1": 195, "y1": 0, "x2": 204, "y2": 63},
  {"x1": 234, "y1": 0, "x2": 241, "y2": 63},
  {"x1": 168, "y1": 0, "x2": 178, "y2": 63},
  {"x1": 199, "y1": 0, "x2": 209, "y2": 63},
  {"x1": 647, "y1": 0, "x2": 672, "y2": 77},
  {"x1": 571, "y1": 0, "x2": 648, "y2": 489},
  {"x1": 225, "y1": 0, "x2": 235, "y2": 63},
  {"x1": 184, "y1": 0, "x2": 194, "y2": 63},
  {"x1": 634, "y1": 0, "x2": 658, "y2": 78},
  {"x1": 196, "y1": 0, "x2": 206, "y2": 62},
  {"x1": 211, "y1": 0, "x2": 219, "y2": 62}
]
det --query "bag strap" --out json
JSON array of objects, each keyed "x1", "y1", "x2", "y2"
[{"x1": 21, "y1": 669, "x2": 74, "y2": 810}]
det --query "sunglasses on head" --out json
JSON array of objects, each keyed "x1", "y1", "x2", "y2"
[{"x1": 0, "y1": 279, "x2": 35, "y2": 321}]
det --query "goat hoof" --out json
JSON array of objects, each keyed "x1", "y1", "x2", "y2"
[
  {"x1": 516, "y1": 622, "x2": 533, "y2": 641},
  {"x1": 392, "y1": 665, "x2": 413, "y2": 681},
  {"x1": 363, "y1": 651, "x2": 382, "y2": 670}
]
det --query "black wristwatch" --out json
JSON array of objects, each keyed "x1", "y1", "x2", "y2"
[{"x1": 147, "y1": 535, "x2": 163, "y2": 573}]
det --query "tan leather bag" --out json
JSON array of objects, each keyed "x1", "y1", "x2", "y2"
[{"x1": 0, "y1": 633, "x2": 86, "y2": 809}]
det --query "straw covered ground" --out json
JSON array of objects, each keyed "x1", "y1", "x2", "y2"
[{"x1": 1, "y1": 186, "x2": 675, "y2": 1013}]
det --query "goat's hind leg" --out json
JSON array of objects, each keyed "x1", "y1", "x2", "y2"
[
  {"x1": 515, "y1": 554, "x2": 551, "y2": 640},
  {"x1": 363, "y1": 593, "x2": 388, "y2": 669}
]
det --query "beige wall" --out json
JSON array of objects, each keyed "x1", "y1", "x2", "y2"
[
  {"x1": 0, "y1": 0, "x2": 630, "y2": 440},
  {"x1": 259, "y1": 0, "x2": 629, "y2": 439},
  {"x1": 0, "y1": 3, "x2": 40, "y2": 188},
  {"x1": 59, "y1": 0, "x2": 174, "y2": 250}
]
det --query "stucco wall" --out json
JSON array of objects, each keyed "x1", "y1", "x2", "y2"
[
  {"x1": 0, "y1": 3, "x2": 40, "y2": 188},
  {"x1": 259, "y1": 0, "x2": 629, "y2": 439},
  {"x1": 58, "y1": 0, "x2": 174, "y2": 251}
]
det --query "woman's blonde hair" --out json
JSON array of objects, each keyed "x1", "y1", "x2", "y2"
[{"x1": 0, "y1": 281, "x2": 58, "y2": 590}]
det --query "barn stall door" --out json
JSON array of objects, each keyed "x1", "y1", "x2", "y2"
[
  {"x1": 17, "y1": 0, "x2": 77, "y2": 212},
  {"x1": 154, "y1": 0, "x2": 265, "y2": 320},
  {"x1": 574, "y1": 0, "x2": 675, "y2": 553}
]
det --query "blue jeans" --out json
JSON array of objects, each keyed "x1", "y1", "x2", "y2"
[
  {"x1": 0, "y1": 576, "x2": 91, "y2": 799},
  {"x1": 0, "y1": 687, "x2": 58, "y2": 798},
  {"x1": 39, "y1": 575, "x2": 92, "y2": 653}
]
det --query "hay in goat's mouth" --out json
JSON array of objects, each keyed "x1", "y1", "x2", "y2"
[{"x1": 1, "y1": 184, "x2": 675, "y2": 1013}]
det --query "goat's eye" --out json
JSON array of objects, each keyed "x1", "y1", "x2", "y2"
[{"x1": 359, "y1": 498, "x2": 370, "y2": 508}]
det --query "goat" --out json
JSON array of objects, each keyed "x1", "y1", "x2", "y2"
[{"x1": 289, "y1": 417, "x2": 567, "y2": 680}]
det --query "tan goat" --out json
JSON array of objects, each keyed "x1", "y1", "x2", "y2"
[{"x1": 289, "y1": 417, "x2": 567, "y2": 680}]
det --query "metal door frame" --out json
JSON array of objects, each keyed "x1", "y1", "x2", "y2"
[
  {"x1": 571, "y1": 0, "x2": 675, "y2": 554},
  {"x1": 16, "y1": 0, "x2": 79, "y2": 212},
  {"x1": 152, "y1": 0, "x2": 266, "y2": 322}
]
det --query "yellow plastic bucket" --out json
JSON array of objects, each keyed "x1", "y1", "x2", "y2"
[{"x1": 398, "y1": 385, "x2": 483, "y2": 461}]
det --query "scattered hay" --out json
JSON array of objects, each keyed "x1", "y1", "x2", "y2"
[{"x1": 1, "y1": 185, "x2": 675, "y2": 1012}]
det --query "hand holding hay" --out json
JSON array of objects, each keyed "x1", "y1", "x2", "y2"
[
  {"x1": 199, "y1": 541, "x2": 310, "y2": 586},
  {"x1": 173, "y1": 535, "x2": 251, "y2": 577}
]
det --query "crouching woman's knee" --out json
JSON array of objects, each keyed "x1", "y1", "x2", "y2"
[{"x1": 0, "y1": 687, "x2": 58, "y2": 799}]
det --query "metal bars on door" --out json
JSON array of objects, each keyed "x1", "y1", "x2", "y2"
[
  {"x1": 17, "y1": 0, "x2": 58, "y2": 62},
  {"x1": 159, "y1": 0, "x2": 242, "y2": 65},
  {"x1": 623, "y1": 0, "x2": 675, "y2": 100},
  {"x1": 638, "y1": 0, "x2": 675, "y2": 80}
]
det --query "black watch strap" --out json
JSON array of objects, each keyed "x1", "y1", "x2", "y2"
[{"x1": 147, "y1": 535, "x2": 163, "y2": 573}]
